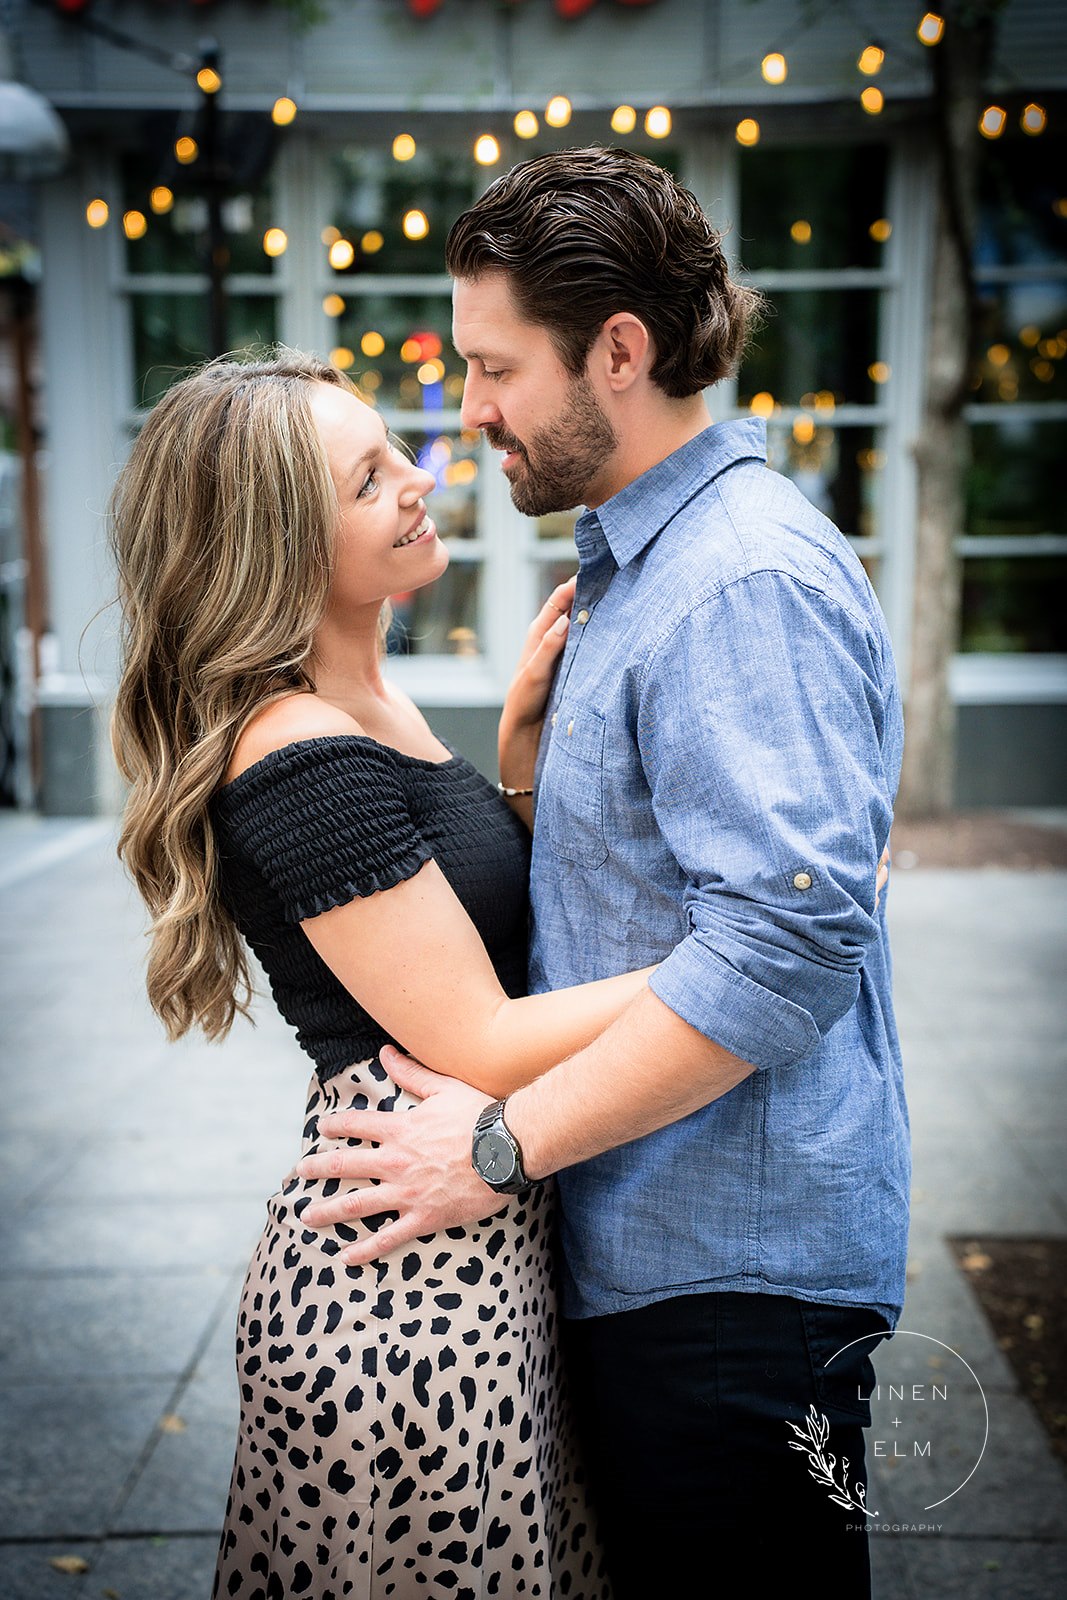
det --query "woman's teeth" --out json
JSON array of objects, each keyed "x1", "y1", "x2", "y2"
[{"x1": 394, "y1": 516, "x2": 430, "y2": 548}]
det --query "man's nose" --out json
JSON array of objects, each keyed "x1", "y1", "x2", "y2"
[{"x1": 460, "y1": 374, "x2": 500, "y2": 431}]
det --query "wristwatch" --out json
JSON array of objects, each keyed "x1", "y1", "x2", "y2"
[{"x1": 471, "y1": 1100, "x2": 535, "y2": 1195}]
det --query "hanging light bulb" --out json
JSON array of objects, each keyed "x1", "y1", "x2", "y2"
[
  {"x1": 86, "y1": 199, "x2": 109, "y2": 228},
  {"x1": 611, "y1": 105, "x2": 637, "y2": 135},
  {"x1": 149, "y1": 186, "x2": 173, "y2": 215},
  {"x1": 174, "y1": 136, "x2": 198, "y2": 164},
  {"x1": 1021, "y1": 103, "x2": 1047, "y2": 136},
  {"x1": 917, "y1": 13, "x2": 944, "y2": 46},
  {"x1": 474, "y1": 134, "x2": 501, "y2": 165},
  {"x1": 861, "y1": 86, "x2": 884, "y2": 115},
  {"x1": 262, "y1": 227, "x2": 288, "y2": 258},
  {"x1": 514, "y1": 110, "x2": 539, "y2": 139},
  {"x1": 271, "y1": 97, "x2": 297, "y2": 127},
  {"x1": 645, "y1": 106, "x2": 671, "y2": 139},
  {"x1": 545, "y1": 96, "x2": 572, "y2": 129},
  {"x1": 735, "y1": 118, "x2": 760, "y2": 147},
  {"x1": 761, "y1": 53, "x2": 787, "y2": 85},
  {"x1": 857, "y1": 45, "x2": 885, "y2": 75},
  {"x1": 402, "y1": 209, "x2": 429, "y2": 241},
  {"x1": 979, "y1": 105, "x2": 1007, "y2": 139},
  {"x1": 329, "y1": 238, "x2": 355, "y2": 269},
  {"x1": 392, "y1": 133, "x2": 417, "y2": 161},
  {"x1": 196, "y1": 66, "x2": 222, "y2": 95},
  {"x1": 122, "y1": 209, "x2": 147, "y2": 241}
]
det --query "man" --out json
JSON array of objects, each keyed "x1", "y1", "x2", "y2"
[{"x1": 300, "y1": 147, "x2": 908, "y2": 1593}]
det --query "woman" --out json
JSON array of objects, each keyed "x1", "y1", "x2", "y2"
[{"x1": 111, "y1": 351, "x2": 653, "y2": 1600}]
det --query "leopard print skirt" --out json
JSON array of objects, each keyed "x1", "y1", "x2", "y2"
[{"x1": 212, "y1": 1059, "x2": 612, "y2": 1600}]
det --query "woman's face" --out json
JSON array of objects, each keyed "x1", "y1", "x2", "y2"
[{"x1": 308, "y1": 381, "x2": 446, "y2": 615}]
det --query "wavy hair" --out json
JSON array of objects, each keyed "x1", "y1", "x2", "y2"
[
  {"x1": 446, "y1": 145, "x2": 764, "y2": 398},
  {"x1": 110, "y1": 351, "x2": 359, "y2": 1042}
]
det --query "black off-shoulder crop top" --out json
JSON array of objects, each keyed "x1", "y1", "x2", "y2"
[{"x1": 209, "y1": 736, "x2": 531, "y2": 1081}]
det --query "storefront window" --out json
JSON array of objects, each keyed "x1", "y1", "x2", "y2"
[{"x1": 739, "y1": 145, "x2": 890, "y2": 273}]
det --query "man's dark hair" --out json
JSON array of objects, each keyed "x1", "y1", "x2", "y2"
[{"x1": 445, "y1": 146, "x2": 763, "y2": 400}]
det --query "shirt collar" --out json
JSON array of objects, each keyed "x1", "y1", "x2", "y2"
[{"x1": 576, "y1": 416, "x2": 768, "y2": 570}]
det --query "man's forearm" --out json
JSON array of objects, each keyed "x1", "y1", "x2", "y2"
[{"x1": 507, "y1": 983, "x2": 757, "y2": 1179}]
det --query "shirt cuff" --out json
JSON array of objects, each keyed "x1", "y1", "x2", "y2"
[{"x1": 649, "y1": 933, "x2": 827, "y2": 1071}]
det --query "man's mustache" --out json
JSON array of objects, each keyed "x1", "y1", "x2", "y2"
[{"x1": 484, "y1": 427, "x2": 526, "y2": 455}]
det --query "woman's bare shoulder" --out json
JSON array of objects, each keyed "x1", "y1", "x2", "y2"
[{"x1": 224, "y1": 695, "x2": 365, "y2": 784}]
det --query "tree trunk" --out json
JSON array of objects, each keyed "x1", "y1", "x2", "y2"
[{"x1": 897, "y1": 4, "x2": 998, "y2": 820}]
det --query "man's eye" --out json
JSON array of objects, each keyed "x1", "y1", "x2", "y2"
[{"x1": 483, "y1": 368, "x2": 504, "y2": 381}]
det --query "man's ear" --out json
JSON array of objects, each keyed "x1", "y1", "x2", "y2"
[{"x1": 594, "y1": 313, "x2": 652, "y2": 392}]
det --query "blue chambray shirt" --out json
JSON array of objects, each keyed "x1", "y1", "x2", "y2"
[{"x1": 529, "y1": 417, "x2": 910, "y2": 1327}]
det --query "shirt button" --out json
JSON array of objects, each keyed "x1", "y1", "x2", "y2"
[
  {"x1": 576, "y1": 609, "x2": 590, "y2": 624},
  {"x1": 551, "y1": 713, "x2": 557, "y2": 725},
  {"x1": 793, "y1": 871, "x2": 813, "y2": 890},
  {"x1": 566, "y1": 720, "x2": 574, "y2": 736}
]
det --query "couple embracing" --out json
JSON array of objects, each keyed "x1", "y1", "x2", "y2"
[{"x1": 112, "y1": 146, "x2": 908, "y2": 1600}]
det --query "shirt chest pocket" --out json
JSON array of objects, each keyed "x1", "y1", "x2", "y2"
[{"x1": 543, "y1": 706, "x2": 609, "y2": 870}]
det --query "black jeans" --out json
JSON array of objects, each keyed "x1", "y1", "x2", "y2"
[{"x1": 563, "y1": 1291, "x2": 889, "y2": 1599}]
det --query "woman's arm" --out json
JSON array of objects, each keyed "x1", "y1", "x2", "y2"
[{"x1": 302, "y1": 858, "x2": 653, "y2": 1098}]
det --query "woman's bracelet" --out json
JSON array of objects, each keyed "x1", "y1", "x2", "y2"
[{"x1": 496, "y1": 781, "x2": 534, "y2": 797}]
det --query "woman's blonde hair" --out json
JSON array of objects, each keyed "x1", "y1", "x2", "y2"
[{"x1": 111, "y1": 350, "x2": 361, "y2": 1042}]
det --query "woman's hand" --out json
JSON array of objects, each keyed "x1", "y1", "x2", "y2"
[{"x1": 497, "y1": 577, "x2": 575, "y2": 805}]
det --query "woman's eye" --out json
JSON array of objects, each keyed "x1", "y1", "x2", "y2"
[{"x1": 356, "y1": 469, "x2": 379, "y2": 499}]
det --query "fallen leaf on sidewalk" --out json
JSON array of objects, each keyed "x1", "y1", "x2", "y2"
[
  {"x1": 48, "y1": 1555, "x2": 90, "y2": 1574},
  {"x1": 159, "y1": 1413, "x2": 186, "y2": 1433}
]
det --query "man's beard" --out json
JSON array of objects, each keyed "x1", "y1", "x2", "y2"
[{"x1": 485, "y1": 373, "x2": 618, "y2": 517}]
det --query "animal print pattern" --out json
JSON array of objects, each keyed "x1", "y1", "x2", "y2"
[{"x1": 213, "y1": 1059, "x2": 612, "y2": 1600}]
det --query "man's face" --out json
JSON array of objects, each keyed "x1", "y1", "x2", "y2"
[{"x1": 452, "y1": 272, "x2": 618, "y2": 516}]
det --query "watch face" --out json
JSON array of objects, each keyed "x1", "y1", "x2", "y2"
[{"x1": 473, "y1": 1129, "x2": 519, "y2": 1185}]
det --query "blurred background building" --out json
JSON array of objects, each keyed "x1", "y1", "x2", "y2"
[{"x1": 0, "y1": 0, "x2": 1064, "y2": 815}]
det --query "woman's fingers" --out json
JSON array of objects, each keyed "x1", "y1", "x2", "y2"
[{"x1": 515, "y1": 576, "x2": 577, "y2": 670}]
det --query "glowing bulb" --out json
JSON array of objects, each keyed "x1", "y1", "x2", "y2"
[
  {"x1": 196, "y1": 66, "x2": 222, "y2": 94},
  {"x1": 330, "y1": 347, "x2": 355, "y2": 370},
  {"x1": 609, "y1": 105, "x2": 636, "y2": 136},
  {"x1": 735, "y1": 118, "x2": 760, "y2": 147},
  {"x1": 987, "y1": 343, "x2": 1011, "y2": 368},
  {"x1": 323, "y1": 294, "x2": 345, "y2": 318},
  {"x1": 857, "y1": 45, "x2": 884, "y2": 76},
  {"x1": 861, "y1": 87, "x2": 884, "y2": 115},
  {"x1": 1019, "y1": 326, "x2": 1040, "y2": 348},
  {"x1": 749, "y1": 392, "x2": 775, "y2": 418},
  {"x1": 361, "y1": 230, "x2": 384, "y2": 254},
  {"x1": 545, "y1": 96, "x2": 572, "y2": 129},
  {"x1": 514, "y1": 110, "x2": 539, "y2": 139},
  {"x1": 122, "y1": 209, "x2": 147, "y2": 241},
  {"x1": 814, "y1": 390, "x2": 836, "y2": 414},
  {"x1": 400, "y1": 338, "x2": 423, "y2": 364},
  {"x1": 868, "y1": 361, "x2": 891, "y2": 384},
  {"x1": 474, "y1": 134, "x2": 501, "y2": 165},
  {"x1": 793, "y1": 415, "x2": 816, "y2": 445},
  {"x1": 149, "y1": 186, "x2": 173, "y2": 215},
  {"x1": 175, "y1": 136, "x2": 198, "y2": 165},
  {"x1": 645, "y1": 106, "x2": 672, "y2": 139},
  {"x1": 392, "y1": 134, "x2": 417, "y2": 161},
  {"x1": 979, "y1": 105, "x2": 1007, "y2": 139},
  {"x1": 1021, "y1": 103, "x2": 1046, "y2": 136},
  {"x1": 262, "y1": 227, "x2": 288, "y2": 258},
  {"x1": 869, "y1": 218, "x2": 892, "y2": 243},
  {"x1": 402, "y1": 209, "x2": 429, "y2": 241},
  {"x1": 761, "y1": 53, "x2": 787, "y2": 85},
  {"x1": 417, "y1": 359, "x2": 446, "y2": 385},
  {"x1": 917, "y1": 12, "x2": 944, "y2": 46},
  {"x1": 361, "y1": 331, "x2": 386, "y2": 358},
  {"x1": 321, "y1": 225, "x2": 340, "y2": 246},
  {"x1": 329, "y1": 238, "x2": 355, "y2": 270},
  {"x1": 790, "y1": 220, "x2": 812, "y2": 245},
  {"x1": 272, "y1": 97, "x2": 297, "y2": 127},
  {"x1": 86, "y1": 199, "x2": 109, "y2": 228}
]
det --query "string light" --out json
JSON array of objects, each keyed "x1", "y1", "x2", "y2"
[
  {"x1": 271, "y1": 97, "x2": 297, "y2": 127},
  {"x1": 790, "y1": 220, "x2": 812, "y2": 244},
  {"x1": 857, "y1": 45, "x2": 884, "y2": 76},
  {"x1": 402, "y1": 209, "x2": 429, "y2": 241},
  {"x1": 321, "y1": 225, "x2": 340, "y2": 246},
  {"x1": 1019, "y1": 325, "x2": 1041, "y2": 348},
  {"x1": 869, "y1": 218, "x2": 892, "y2": 243},
  {"x1": 330, "y1": 347, "x2": 355, "y2": 370},
  {"x1": 761, "y1": 53, "x2": 787, "y2": 85},
  {"x1": 749, "y1": 392, "x2": 775, "y2": 418},
  {"x1": 793, "y1": 415, "x2": 815, "y2": 444},
  {"x1": 917, "y1": 12, "x2": 944, "y2": 46},
  {"x1": 861, "y1": 87, "x2": 884, "y2": 115},
  {"x1": 987, "y1": 344, "x2": 1011, "y2": 367},
  {"x1": 474, "y1": 134, "x2": 501, "y2": 165},
  {"x1": 417, "y1": 359, "x2": 446, "y2": 385},
  {"x1": 645, "y1": 106, "x2": 672, "y2": 138},
  {"x1": 86, "y1": 199, "x2": 109, "y2": 228},
  {"x1": 545, "y1": 96, "x2": 572, "y2": 129},
  {"x1": 361, "y1": 331, "x2": 386, "y2": 357},
  {"x1": 400, "y1": 338, "x2": 423, "y2": 363},
  {"x1": 329, "y1": 238, "x2": 355, "y2": 269},
  {"x1": 1021, "y1": 103, "x2": 1047, "y2": 135},
  {"x1": 514, "y1": 110, "x2": 539, "y2": 139},
  {"x1": 122, "y1": 209, "x2": 147, "y2": 241},
  {"x1": 262, "y1": 227, "x2": 288, "y2": 257},
  {"x1": 196, "y1": 66, "x2": 222, "y2": 94},
  {"x1": 868, "y1": 361, "x2": 891, "y2": 384},
  {"x1": 175, "y1": 136, "x2": 198, "y2": 164},
  {"x1": 611, "y1": 105, "x2": 637, "y2": 135},
  {"x1": 979, "y1": 105, "x2": 1007, "y2": 139},
  {"x1": 392, "y1": 133, "x2": 417, "y2": 161},
  {"x1": 361, "y1": 230, "x2": 384, "y2": 254},
  {"x1": 323, "y1": 294, "x2": 345, "y2": 317},
  {"x1": 735, "y1": 118, "x2": 761, "y2": 147},
  {"x1": 149, "y1": 186, "x2": 173, "y2": 215}
]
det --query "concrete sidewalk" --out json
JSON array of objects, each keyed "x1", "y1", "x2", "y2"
[{"x1": 1, "y1": 817, "x2": 1065, "y2": 1598}]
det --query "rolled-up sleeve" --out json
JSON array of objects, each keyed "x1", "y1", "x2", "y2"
[{"x1": 641, "y1": 569, "x2": 896, "y2": 1070}]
